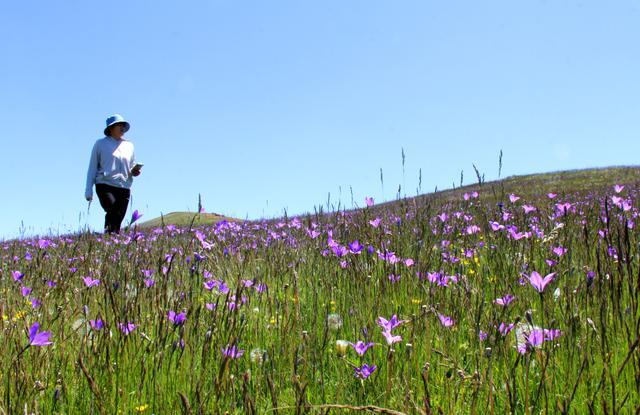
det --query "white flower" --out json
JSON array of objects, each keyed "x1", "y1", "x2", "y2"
[
  {"x1": 327, "y1": 313, "x2": 343, "y2": 331},
  {"x1": 335, "y1": 340, "x2": 349, "y2": 357},
  {"x1": 250, "y1": 348, "x2": 267, "y2": 365}
]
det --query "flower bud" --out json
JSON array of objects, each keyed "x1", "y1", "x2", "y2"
[{"x1": 335, "y1": 340, "x2": 349, "y2": 357}]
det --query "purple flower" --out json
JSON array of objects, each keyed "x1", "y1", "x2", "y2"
[
  {"x1": 365, "y1": 197, "x2": 374, "y2": 207},
  {"x1": 307, "y1": 229, "x2": 321, "y2": 239},
  {"x1": 614, "y1": 184, "x2": 624, "y2": 194},
  {"x1": 494, "y1": 295, "x2": 515, "y2": 307},
  {"x1": 222, "y1": 344, "x2": 244, "y2": 359},
  {"x1": 143, "y1": 278, "x2": 155, "y2": 287},
  {"x1": 466, "y1": 225, "x2": 481, "y2": 235},
  {"x1": 83, "y1": 277, "x2": 100, "y2": 287},
  {"x1": 28, "y1": 322, "x2": 53, "y2": 346},
  {"x1": 203, "y1": 279, "x2": 229, "y2": 294},
  {"x1": 438, "y1": 313, "x2": 455, "y2": 328},
  {"x1": 369, "y1": 218, "x2": 381, "y2": 228},
  {"x1": 205, "y1": 303, "x2": 217, "y2": 311},
  {"x1": 349, "y1": 340, "x2": 374, "y2": 356},
  {"x1": 523, "y1": 205, "x2": 537, "y2": 214},
  {"x1": 377, "y1": 315, "x2": 406, "y2": 332},
  {"x1": 388, "y1": 274, "x2": 401, "y2": 283},
  {"x1": 168, "y1": 310, "x2": 187, "y2": 326},
  {"x1": 526, "y1": 329, "x2": 545, "y2": 347},
  {"x1": 218, "y1": 281, "x2": 230, "y2": 294},
  {"x1": 498, "y1": 322, "x2": 515, "y2": 336},
  {"x1": 141, "y1": 269, "x2": 154, "y2": 278},
  {"x1": 21, "y1": 286, "x2": 32, "y2": 297},
  {"x1": 38, "y1": 239, "x2": 52, "y2": 249},
  {"x1": 381, "y1": 330, "x2": 402, "y2": 345},
  {"x1": 509, "y1": 194, "x2": 520, "y2": 203},
  {"x1": 547, "y1": 192, "x2": 557, "y2": 199},
  {"x1": 130, "y1": 210, "x2": 143, "y2": 225},
  {"x1": 31, "y1": 298, "x2": 41, "y2": 309},
  {"x1": 348, "y1": 240, "x2": 363, "y2": 254},
  {"x1": 117, "y1": 322, "x2": 137, "y2": 335},
  {"x1": 555, "y1": 202, "x2": 572, "y2": 215},
  {"x1": 89, "y1": 319, "x2": 104, "y2": 330},
  {"x1": 552, "y1": 246, "x2": 567, "y2": 257},
  {"x1": 12, "y1": 270, "x2": 24, "y2": 282},
  {"x1": 479, "y1": 330, "x2": 488, "y2": 341},
  {"x1": 331, "y1": 245, "x2": 348, "y2": 257},
  {"x1": 354, "y1": 363, "x2": 377, "y2": 379},
  {"x1": 543, "y1": 328, "x2": 563, "y2": 341},
  {"x1": 528, "y1": 271, "x2": 556, "y2": 293}
]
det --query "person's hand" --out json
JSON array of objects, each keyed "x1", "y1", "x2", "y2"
[
  {"x1": 85, "y1": 195, "x2": 93, "y2": 202},
  {"x1": 131, "y1": 166, "x2": 142, "y2": 177}
]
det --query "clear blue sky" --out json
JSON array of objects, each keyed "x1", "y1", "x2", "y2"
[{"x1": 1, "y1": 1, "x2": 638, "y2": 239}]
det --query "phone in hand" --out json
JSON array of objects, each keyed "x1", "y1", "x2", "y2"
[{"x1": 131, "y1": 163, "x2": 144, "y2": 174}]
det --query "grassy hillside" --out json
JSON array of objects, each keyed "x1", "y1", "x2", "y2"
[
  {"x1": 140, "y1": 166, "x2": 640, "y2": 228},
  {"x1": 2, "y1": 165, "x2": 640, "y2": 413},
  {"x1": 432, "y1": 165, "x2": 640, "y2": 201},
  {"x1": 137, "y1": 211, "x2": 241, "y2": 228}
]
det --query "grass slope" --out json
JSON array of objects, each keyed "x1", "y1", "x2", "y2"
[
  {"x1": 137, "y1": 211, "x2": 240, "y2": 228},
  {"x1": 141, "y1": 166, "x2": 640, "y2": 228},
  {"x1": 2, "y1": 165, "x2": 640, "y2": 413}
]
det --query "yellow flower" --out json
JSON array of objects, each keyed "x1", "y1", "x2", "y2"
[
  {"x1": 411, "y1": 298, "x2": 421, "y2": 305},
  {"x1": 269, "y1": 317, "x2": 277, "y2": 325},
  {"x1": 134, "y1": 404, "x2": 149, "y2": 412}
]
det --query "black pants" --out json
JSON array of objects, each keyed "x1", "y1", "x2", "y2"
[{"x1": 95, "y1": 184, "x2": 131, "y2": 233}]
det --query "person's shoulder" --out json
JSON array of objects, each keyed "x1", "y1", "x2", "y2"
[{"x1": 92, "y1": 137, "x2": 107, "y2": 147}]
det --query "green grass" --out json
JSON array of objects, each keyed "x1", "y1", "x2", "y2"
[
  {"x1": 1, "y1": 166, "x2": 639, "y2": 414},
  {"x1": 137, "y1": 211, "x2": 240, "y2": 228}
]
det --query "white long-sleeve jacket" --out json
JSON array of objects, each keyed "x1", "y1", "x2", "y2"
[{"x1": 85, "y1": 136, "x2": 136, "y2": 199}]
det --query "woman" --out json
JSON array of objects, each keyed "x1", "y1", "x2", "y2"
[{"x1": 85, "y1": 114, "x2": 142, "y2": 233}]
